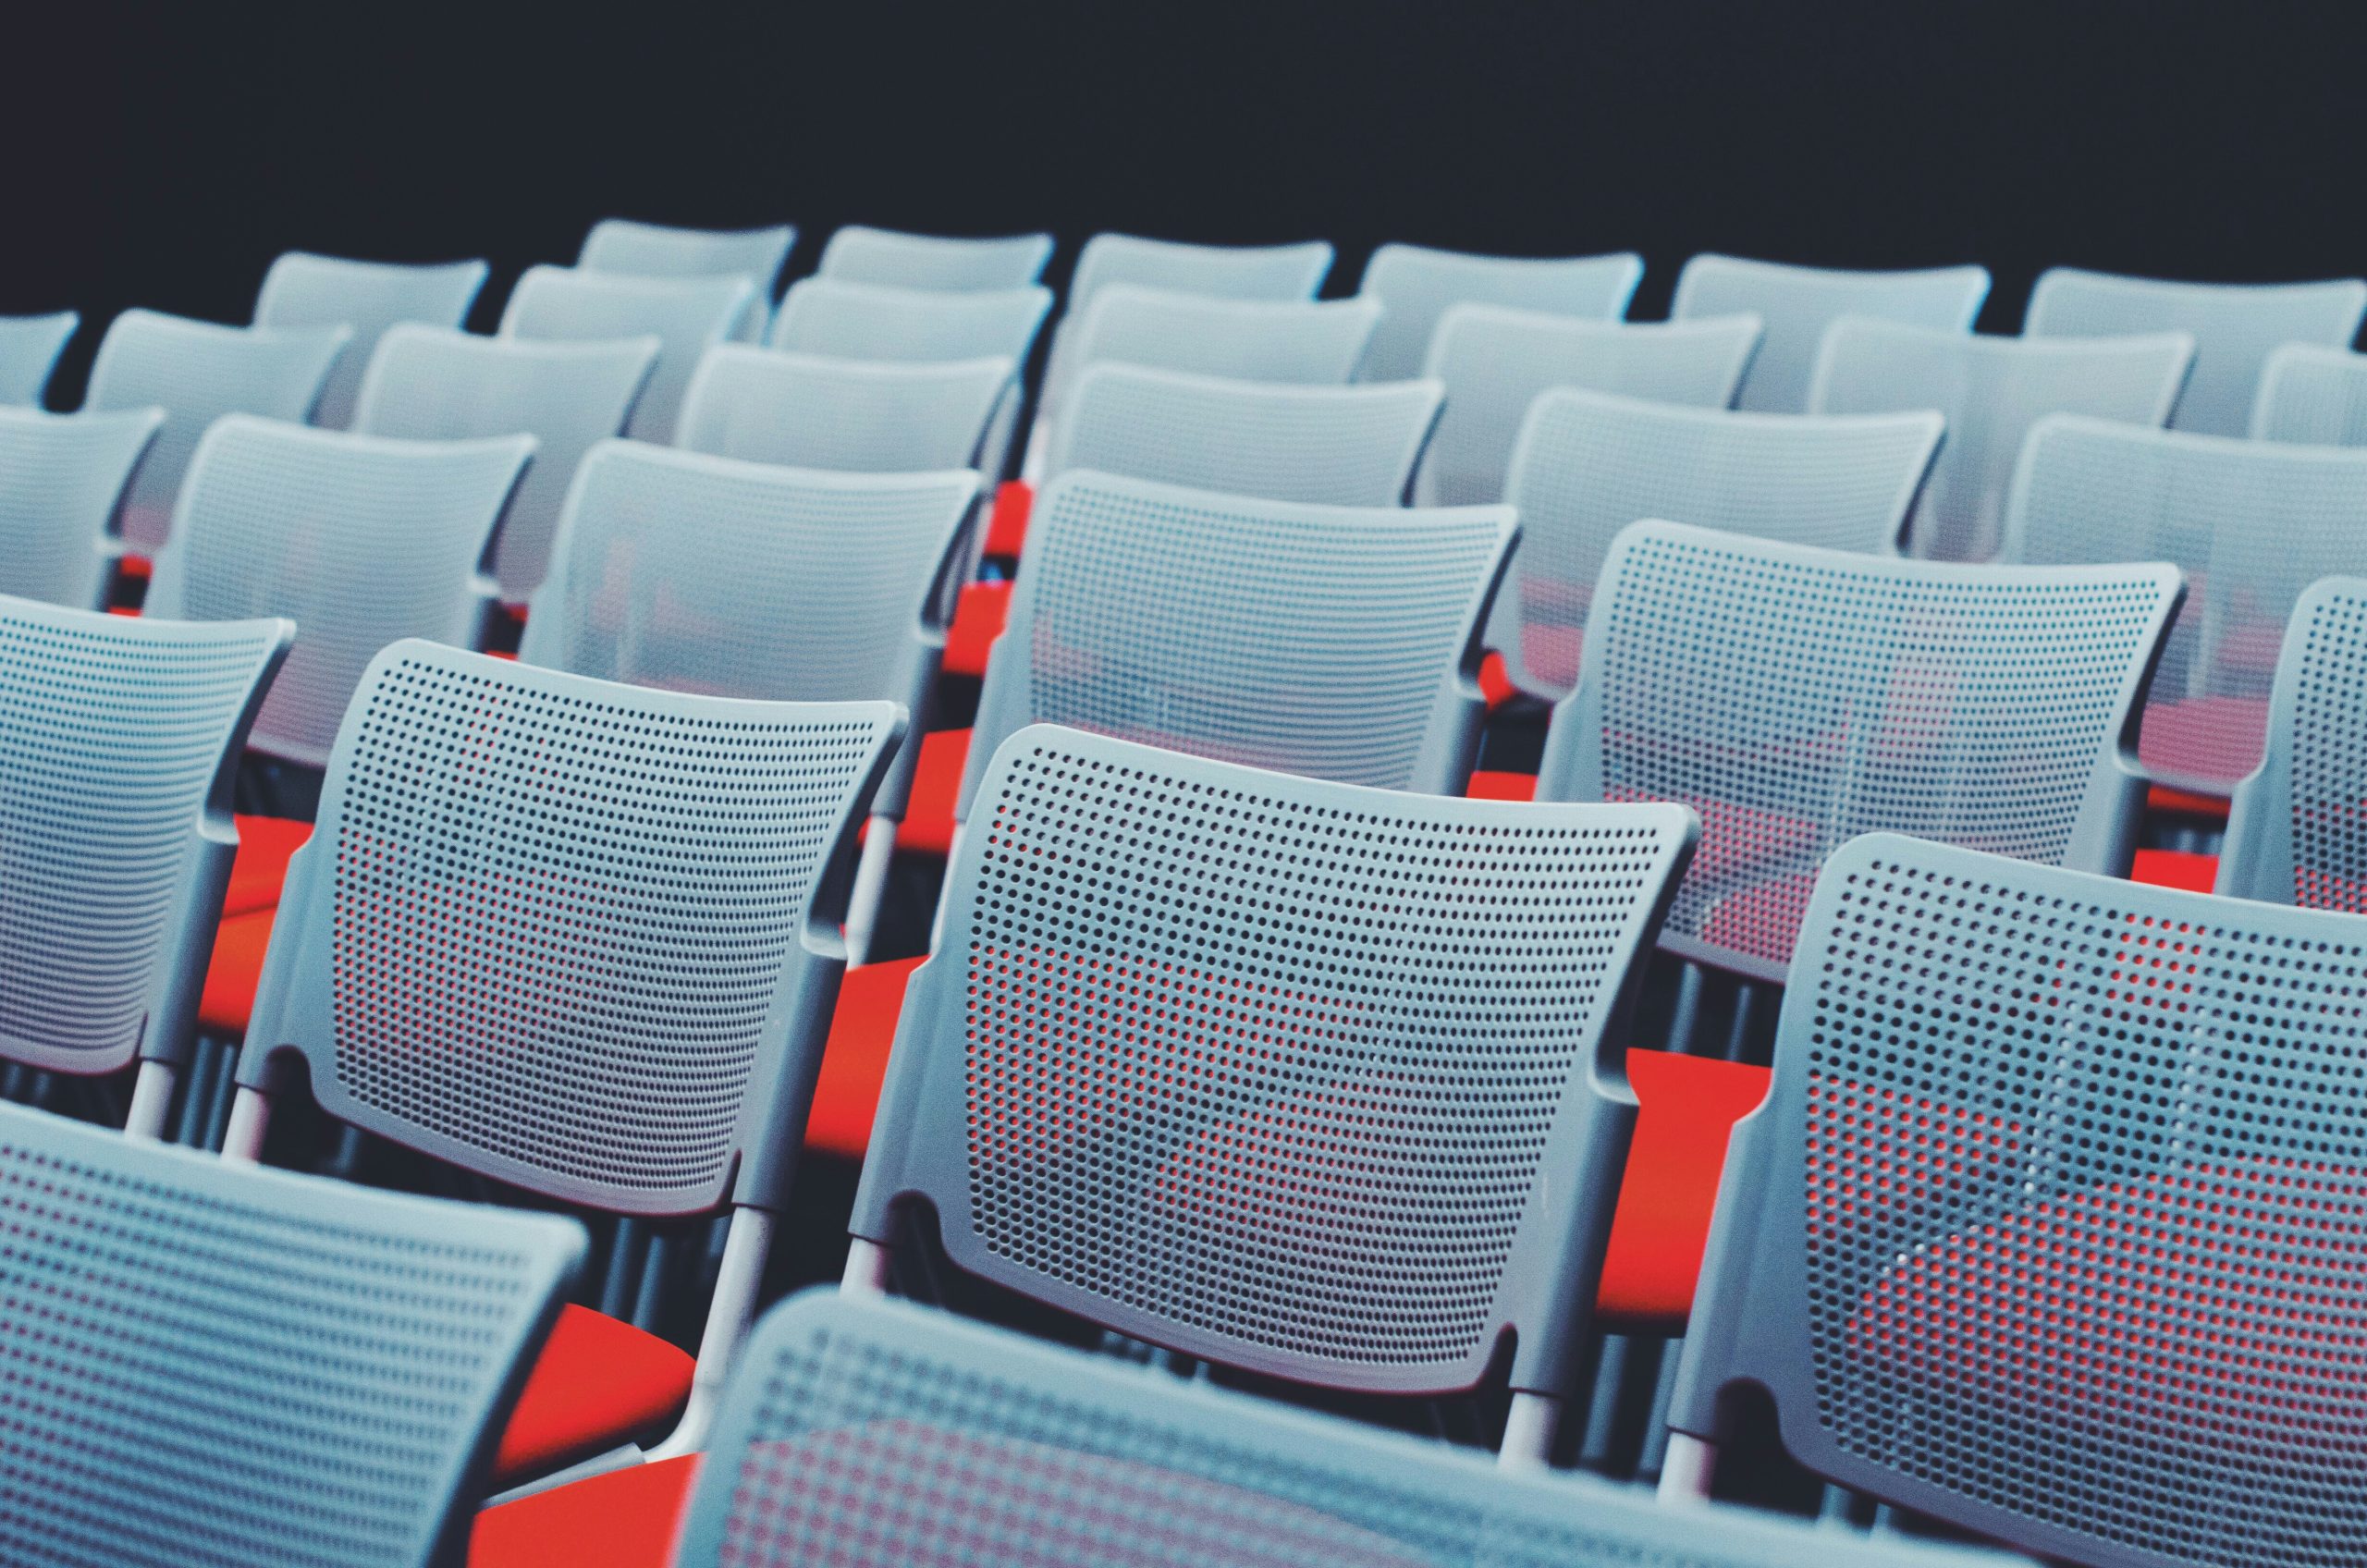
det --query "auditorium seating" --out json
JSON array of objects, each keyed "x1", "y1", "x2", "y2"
[
  {"x1": 767, "y1": 276, "x2": 1053, "y2": 362},
  {"x1": 1064, "y1": 231, "x2": 1333, "y2": 306},
  {"x1": 576, "y1": 217, "x2": 796, "y2": 301},
  {"x1": 498, "y1": 265, "x2": 759, "y2": 443},
  {"x1": 675, "y1": 346, "x2": 1013, "y2": 472},
  {"x1": 816, "y1": 223, "x2": 1056, "y2": 289},
  {"x1": 1669, "y1": 255, "x2": 1991, "y2": 412},
  {"x1": 2250, "y1": 340, "x2": 2367, "y2": 443},
  {"x1": 251, "y1": 251, "x2": 490, "y2": 429},
  {"x1": 0, "y1": 404, "x2": 160, "y2": 608},
  {"x1": 0, "y1": 310, "x2": 78, "y2": 405},
  {"x1": 1354, "y1": 242, "x2": 1645, "y2": 382}
]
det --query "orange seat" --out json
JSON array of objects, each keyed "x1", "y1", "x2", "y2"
[
  {"x1": 494, "y1": 1305, "x2": 693, "y2": 1484},
  {"x1": 1477, "y1": 651, "x2": 1515, "y2": 710},
  {"x1": 226, "y1": 814, "x2": 312, "y2": 918},
  {"x1": 2146, "y1": 783, "x2": 2230, "y2": 822},
  {"x1": 982, "y1": 478, "x2": 1033, "y2": 558},
  {"x1": 806, "y1": 955, "x2": 924, "y2": 1159},
  {"x1": 1595, "y1": 1048, "x2": 1772, "y2": 1329},
  {"x1": 117, "y1": 553, "x2": 153, "y2": 582},
  {"x1": 895, "y1": 729, "x2": 971, "y2": 857},
  {"x1": 1464, "y1": 769, "x2": 1537, "y2": 802},
  {"x1": 944, "y1": 581, "x2": 1010, "y2": 678},
  {"x1": 469, "y1": 1453, "x2": 699, "y2": 1568},
  {"x1": 199, "y1": 907, "x2": 276, "y2": 1033},
  {"x1": 2129, "y1": 846, "x2": 2219, "y2": 893}
]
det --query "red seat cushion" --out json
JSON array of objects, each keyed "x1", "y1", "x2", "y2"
[
  {"x1": 1477, "y1": 651, "x2": 1515, "y2": 710},
  {"x1": 944, "y1": 581, "x2": 1010, "y2": 679},
  {"x1": 226, "y1": 815, "x2": 312, "y2": 918},
  {"x1": 1464, "y1": 770, "x2": 1538, "y2": 802},
  {"x1": 2146, "y1": 783, "x2": 2231, "y2": 822},
  {"x1": 2129, "y1": 846, "x2": 2220, "y2": 894},
  {"x1": 117, "y1": 553, "x2": 153, "y2": 582},
  {"x1": 807, "y1": 955, "x2": 924, "y2": 1159},
  {"x1": 495, "y1": 1305, "x2": 693, "y2": 1484},
  {"x1": 896, "y1": 729, "x2": 970, "y2": 857},
  {"x1": 469, "y1": 1453, "x2": 699, "y2": 1568},
  {"x1": 1596, "y1": 1049, "x2": 1772, "y2": 1329},
  {"x1": 199, "y1": 907, "x2": 276, "y2": 1034},
  {"x1": 982, "y1": 479, "x2": 1034, "y2": 559}
]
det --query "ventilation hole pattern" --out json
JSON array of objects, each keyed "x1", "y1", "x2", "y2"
[
  {"x1": 2254, "y1": 345, "x2": 2367, "y2": 447},
  {"x1": 769, "y1": 277, "x2": 1049, "y2": 362},
  {"x1": 0, "y1": 409, "x2": 157, "y2": 610},
  {"x1": 253, "y1": 254, "x2": 484, "y2": 431},
  {"x1": 1356, "y1": 244, "x2": 1639, "y2": 386},
  {"x1": 499, "y1": 266, "x2": 753, "y2": 446},
  {"x1": 675, "y1": 348, "x2": 1008, "y2": 474},
  {"x1": 1670, "y1": 256, "x2": 1987, "y2": 414},
  {"x1": 2287, "y1": 585, "x2": 2367, "y2": 913},
  {"x1": 1042, "y1": 288, "x2": 1370, "y2": 421}
]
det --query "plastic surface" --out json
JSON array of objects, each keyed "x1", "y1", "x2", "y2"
[
  {"x1": 2002, "y1": 412, "x2": 2367, "y2": 793},
  {"x1": 854, "y1": 727, "x2": 1695, "y2": 1397},
  {"x1": 1492, "y1": 389, "x2": 1943, "y2": 699},
  {"x1": 577, "y1": 217, "x2": 794, "y2": 295},
  {"x1": 1066, "y1": 231, "x2": 1333, "y2": 311},
  {"x1": 2249, "y1": 340, "x2": 2367, "y2": 444},
  {"x1": 1045, "y1": 286, "x2": 1380, "y2": 421},
  {"x1": 2024, "y1": 265, "x2": 2367, "y2": 436},
  {"x1": 239, "y1": 641, "x2": 902, "y2": 1217},
  {"x1": 1413, "y1": 306, "x2": 1763, "y2": 508},
  {"x1": 252, "y1": 251, "x2": 489, "y2": 430},
  {"x1": 144, "y1": 416, "x2": 531, "y2": 766},
  {"x1": 82, "y1": 309, "x2": 350, "y2": 554},
  {"x1": 2217, "y1": 576, "x2": 2367, "y2": 907},
  {"x1": 0, "y1": 1100, "x2": 582, "y2": 1568},
  {"x1": 1674, "y1": 833, "x2": 2367, "y2": 1568},
  {"x1": 0, "y1": 594, "x2": 287, "y2": 1075},
  {"x1": 0, "y1": 405, "x2": 162, "y2": 608},
  {"x1": 1670, "y1": 254, "x2": 1990, "y2": 413},
  {"x1": 816, "y1": 224, "x2": 1055, "y2": 290},
  {"x1": 1809, "y1": 318, "x2": 2192, "y2": 561},
  {"x1": 675, "y1": 346, "x2": 1012, "y2": 472},
  {"x1": 0, "y1": 311, "x2": 78, "y2": 405},
  {"x1": 497, "y1": 264, "x2": 757, "y2": 443},
  {"x1": 1355, "y1": 243, "x2": 1644, "y2": 384},
  {"x1": 1536, "y1": 521, "x2": 2182, "y2": 981},
  {"x1": 769, "y1": 276, "x2": 1053, "y2": 362}
]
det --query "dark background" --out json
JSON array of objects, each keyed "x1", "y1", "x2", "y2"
[{"x1": 9, "y1": 0, "x2": 2361, "y2": 401}]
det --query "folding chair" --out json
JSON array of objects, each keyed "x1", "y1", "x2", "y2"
[
  {"x1": 0, "y1": 310, "x2": 78, "y2": 406},
  {"x1": 1412, "y1": 307, "x2": 1763, "y2": 507},
  {"x1": 219, "y1": 640, "x2": 902, "y2": 1492},
  {"x1": 0, "y1": 1102, "x2": 581, "y2": 1568},
  {"x1": 577, "y1": 217, "x2": 795, "y2": 300},
  {"x1": 1355, "y1": 242, "x2": 1645, "y2": 383},
  {"x1": 816, "y1": 224, "x2": 1055, "y2": 290},
  {"x1": 1808, "y1": 318, "x2": 2192, "y2": 562},
  {"x1": 2250, "y1": 341, "x2": 2367, "y2": 444},
  {"x1": 2024, "y1": 266, "x2": 2367, "y2": 436},
  {"x1": 0, "y1": 405, "x2": 163, "y2": 609},
  {"x1": 768, "y1": 277, "x2": 1053, "y2": 363},
  {"x1": 498, "y1": 265, "x2": 759, "y2": 443},
  {"x1": 675, "y1": 347, "x2": 1013, "y2": 472},
  {"x1": 350, "y1": 325, "x2": 658, "y2": 606},
  {"x1": 1663, "y1": 833, "x2": 2367, "y2": 1568},
  {"x1": 252, "y1": 251, "x2": 489, "y2": 430},
  {"x1": 1670, "y1": 254, "x2": 1990, "y2": 413}
]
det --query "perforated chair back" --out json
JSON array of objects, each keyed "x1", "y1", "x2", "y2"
[
  {"x1": 239, "y1": 641, "x2": 902, "y2": 1216},
  {"x1": 1809, "y1": 318, "x2": 2193, "y2": 562},
  {"x1": 957, "y1": 470, "x2": 1515, "y2": 821},
  {"x1": 521, "y1": 441, "x2": 974, "y2": 818},
  {"x1": 1673, "y1": 833, "x2": 2367, "y2": 1568},
  {"x1": 2024, "y1": 266, "x2": 2367, "y2": 437},
  {"x1": 1413, "y1": 306, "x2": 1764, "y2": 508},
  {"x1": 1355, "y1": 243, "x2": 1645, "y2": 384},
  {"x1": 577, "y1": 217, "x2": 795, "y2": 296},
  {"x1": 143, "y1": 416, "x2": 531, "y2": 766},
  {"x1": 768, "y1": 276, "x2": 1054, "y2": 364},
  {"x1": 1670, "y1": 254, "x2": 1991, "y2": 413},
  {"x1": 1535, "y1": 521, "x2": 2182, "y2": 981},
  {"x1": 497, "y1": 263, "x2": 757, "y2": 443},
  {"x1": 2001, "y1": 412, "x2": 2367, "y2": 794},
  {"x1": 252, "y1": 251, "x2": 489, "y2": 430},
  {"x1": 82, "y1": 309, "x2": 350, "y2": 554},
  {"x1": 1046, "y1": 363, "x2": 1441, "y2": 505},
  {"x1": 677, "y1": 346, "x2": 1013, "y2": 473},
  {"x1": 1492, "y1": 389, "x2": 1944, "y2": 700},
  {"x1": 0, "y1": 406, "x2": 163, "y2": 609},
  {"x1": 0, "y1": 311, "x2": 78, "y2": 405},
  {"x1": 817, "y1": 224, "x2": 1055, "y2": 290},
  {"x1": 2216, "y1": 576, "x2": 2367, "y2": 908},
  {"x1": 2249, "y1": 341, "x2": 2367, "y2": 445},
  {"x1": 0, "y1": 1101, "x2": 580, "y2": 1568},
  {"x1": 350, "y1": 325, "x2": 658, "y2": 603},
  {"x1": 0, "y1": 596, "x2": 287, "y2": 1078},
  {"x1": 1066, "y1": 232, "x2": 1333, "y2": 310},
  {"x1": 854, "y1": 727, "x2": 1693, "y2": 1398}
]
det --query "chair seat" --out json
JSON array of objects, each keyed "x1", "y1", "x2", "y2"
[
  {"x1": 1596, "y1": 1048, "x2": 1771, "y2": 1329},
  {"x1": 895, "y1": 729, "x2": 971, "y2": 857},
  {"x1": 2129, "y1": 846, "x2": 2220, "y2": 893},
  {"x1": 200, "y1": 907, "x2": 276, "y2": 1033},
  {"x1": 2146, "y1": 783, "x2": 2231, "y2": 822},
  {"x1": 944, "y1": 581, "x2": 1010, "y2": 678},
  {"x1": 1465, "y1": 769, "x2": 1536, "y2": 802},
  {"x1": 495, "y1": 1305, "x2": 694, "y2": 1484},
  {"x1": 227, "y1": 814, "x2": 312, "y2": 918},
  {"x1": 982, "y1": 478, "x2": 1033, "y2": 558},
  {"x1": 1477, "y1": 650, "x2": 1515, "y2": 710},
  {"x1": 808, "y1": 955, "x2": 925, "y2": 1159},
  {"x1": 470, "y1": 1452, "x2": 700, "y2": 1568}
]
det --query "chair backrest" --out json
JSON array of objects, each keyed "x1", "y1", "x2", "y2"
[
  {"x1": 1412, "y1": 306, "x2": 1764, "y2": 508},
  {"x1": 252, "y1": 251, "x2": 490, "y2": 430},
  {"x1": 1670, "y1": 254, "x2": 1991, "y2": 413},
  {"x1": 0, "y1": 594, "x2": 287, "y2": 1078},
  {"x1": 350, "y1": 325, "x2": 658, "y2": 604},
  {"x1": 239, "y1": 641, "x2": 902, "y2": 1216},
  {"x1": 144, "y1": 416, "x2": 532, "y2": 767},
  {"x1": 521, "y1": 441, "x2": 975, "y2": 819},
  {"x1": 2001, "y1": 413, "x2": 2367, "y2": 795},
  {"x1": 958, "y1": 469, "x2": 1515, "y2": 821},
  {"x1": 1355, "y1": 243, "x2": 1645, "y2": 384},
  {"x1": 497, "y1": 264, "x2": 757, "y2": 443},
  {"x1": 0, "y1": 405, "x2": 163, "y2": 609},
  {"x1": 0, "y1": 311, "x2": 79, "y2": 406},
  {"x1": 2217, "y1": 576, "x2": 2367, "y2": 908},
  {"x1": 1046, "y1": 363, "x2": 1442, "y2": 505},
  {"x1": 1809, "y1": 318, "x2": 2194, "y2": 562},
  {"x1": 1066, "y1": 232, "x2": 1333, "y2": 311},
  {"x1": 682, "y1": 1291, "x2": 2008, "y2": 1568},
  {"x1": 82, "y1": 309, "x2": 350, "y2": 555},
  {"x1": 816, "y1": 224, "x2": 1055, "y2": 290},
  {"x1": 1536, "y1": 521, "x2": 2182, "y2": 981},
  {"x1": 0, "y1": 1100, "x2": 581, "y2": 1568},
  {"x1": 1673, "y1": 832, "x2": 2367, "y2": 1568},
  {"x1": 1493, "y1": 389, "x2": 1944, "y2": 700},
  {"x1": 1041, "y1": 286, "x2": 1380, "y2": 426},
  {"x1": 2024, "y1": 266, "x2": 2367, "y2": 437},
  {"x1": 854, "y1": 726, "x2": 1694, "y2": 1398},
  {"x1": 768, "y1": 276, "x2": 1054, "y2": 364},
  {"x1": 676, "y1": 346, "x2": 1013, "y2": 472},
  {"x1": 2250, "y1": 341, "x2": 2367, "y2": 445},
  {"x1": 576, "y1": 216, "x2": 795, "y2": 295}
]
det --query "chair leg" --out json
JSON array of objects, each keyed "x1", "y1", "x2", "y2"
[
  {"x1": 123, "y1": 1060, "x2": 176, "y2": 1142},
  {"x1": 1499, "y1": 1390, "x2": 1563, "y2": 1469},
  {"x1": 843, "y1": 817, "x2": 899, "y2": 967},
  {"x1": 842, "y1": 1236, "x2": 895, "y2": 1295},
  {"x1": 220, "y1": 1086, "x2": 272, "y2": 1165},
  {"x1": 1658, "y1": 1431, "x2": 1717, "y2": 1504},
  {"x1": 1576, "y1": 1332, "x2": 1630, "y2": 1473},
  {"x1": 647, "y1": 1206, "x2": 775, "y2": 1460}
]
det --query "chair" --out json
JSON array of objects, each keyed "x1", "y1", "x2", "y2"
[
  {"x1": 144, "y1": 415, "x2": 533, "y2": 768},
  {"x1": 219, "y1": 640, "x2": 902, "y2": 1490},
  {"x1": 676, "y1": 347, "x2": 1013, "y2": 473},
  {"x1": 1484, "y1": 390, "x2": 1943, "y2": 702},
  {"x1": 0, "y1": 595, "x2": 286, "y2": 1138},
  {"x1": 498, "y1": 264, "x2": 759, "y2": 443},
  {"x1": 1355, "y1": 242, "x2": 1645, "y2": 383},
  {"x1": 81, "y1": 309, "x2": 350, "y2": 557},
  {"x1": 816, "y1": 224, "x2": 1055, "y2": 290},
  {"x1": 350, "y1": 325, "x2": 658, "y2": 605},
  {"x1": 2249, "y1": 341, "x2": 2367, "y2": 444},
  {"x1": 0, "y1": 310, "x2": 78, "y2": 405},
  {"x1": 1670, "y1": 254, "x2": 1990, "y2": 413},
  {"x1": 1066, "y1": 231, "x2": 1333, "y2": 309},
  {"x1": 2000, "y1": 412, "x2": 2367, "y2": 798},
  {"x1": 2023, "y1": 266, "x2": 2367, "y2": 437},
  {"x1": 0, "y1": 405, "x2": 164, "y2": 609},
  {"x1": 768, "y1": 276, "x2": 1053, "y2": 364},
  {"x1": 577, "y1": 217, "x2": 795, "y2": 298},
  {"x1": 1663, "y1": 833, "x2": 2367, "y2": 1568},
  {"x1": 0, "y1": 1102, "x2": 581, "y2": 1568},
  {"x1": 1412, "y1": 307, "x2": 1763, "y2": 508},
  {"x1": 252, "y1": 251, "x2": 490, "y2": 430},
  {"x1": 1808, "y1": 318, "x2": 2193, "y2": 562},
  {"x1": 520, "y1": 441, "x2": 975, "y2": 967}
]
